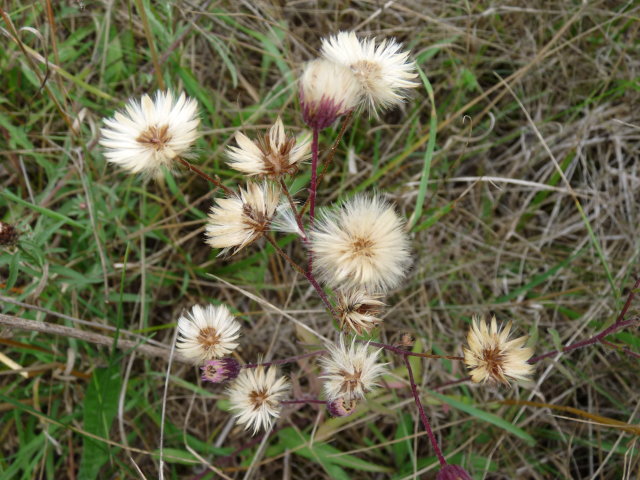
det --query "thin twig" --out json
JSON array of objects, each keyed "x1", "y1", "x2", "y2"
[
  {"x1": 367, "y1": 341, "x2": 464, "y2": 361},
  {"x1": 301, "y1": 111, "x2": 354, "y2": 213},
  {"x1": 0, "y1": 313, "x2": 187, "y2": 364},
  {"x1": 243, "y1": 350, "x2": 326, "y2": 369},
  {"x1": 176, "y1": 157, "x2": 234, "y2": 195},
  {"x1": 403, "y1": 355, "x2": 447, "y2": 467}
]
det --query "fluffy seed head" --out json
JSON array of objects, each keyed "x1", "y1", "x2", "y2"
[
  {"x1": 321, "y1": 31, "x2": 418, "y2": 114},
  {"x1": 463, "y1": 315, "x2": 534, "y2": 385},
  {"x1": 335, "y1": 290, "x2": 385, "y2": 335},
  {"x1": 201, "y1": 358, "x2": 241, "y2": 384},
  {"x1": 326, "y1": 396, "x2": 358, "y2": 417},
  {"x1": 100, "y1": 91, "x2": 199, "y2": 177},
  {"x1": 320, "y1": 337, "x2": 387, "y2": 401},
  {"x1": 227, "y1": 366, "x2": 290, "y2": 435},
  {"x1": 176, "y1": 304, "x2": 241, "y2": 364},
  {"x1": 299, "y1": 59, "x2": 361, "y2": 129},
  {"x1": 205, "y1": 182, "x2": 280, "y2": 255},
  {"x1": 311, "y1": 195, "x2": 411, "y2": 292},
  {"x1": 226, "y1": 117, "x2": 310, "y2": 178}
]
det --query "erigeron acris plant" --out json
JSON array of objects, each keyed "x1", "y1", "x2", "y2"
[{"x1": 100, "y1": 30, "x2": 639, "y2": 478}]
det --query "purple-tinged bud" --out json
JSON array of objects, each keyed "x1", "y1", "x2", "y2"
[
  {"x1": 0, "y1": 221, "x2": 19, "y2": 246},
  {"x1": 326, "y1": 396, "x2": 357, "y2": 417},
  {"x1": 436, "y1": 464, "x2": 472, "y2": 480},
  {"x1": 201, "y1": 358, "x2": 241, "y2": 384},
  {"x1": 299, "y1": 59, "x2": 360, "y2": 130}
]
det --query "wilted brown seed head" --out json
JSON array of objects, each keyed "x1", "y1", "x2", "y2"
[
  {"x1": 256, "y1": 134, "x2": 299, "y2": 178},
  {"x1": 0, "y1": 222, "x2": 19, "y2": 246}
]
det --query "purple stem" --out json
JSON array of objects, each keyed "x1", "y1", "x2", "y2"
[
  {"x1": 403, "y1": 355, "x2": 447, "y2": 467},
  {"x1": 367, "y1": 341, "x2": 464, "y2": 361},
  {"x1": 307, "y1": 127, "x2": 320, "y2": 274},
  {"x1": 243, "y1": 350, "x2": 326, "y2": 369},
  {"x1": 530, "y1": 317, "x2": 638, "y2": 363},
  {"x1": 281, "y1": 399, "x2": 326, "y2": 405}
]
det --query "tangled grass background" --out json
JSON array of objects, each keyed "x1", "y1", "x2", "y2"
[{"x1": 1, "y1": 1, "x2": 639, "y2": 478}]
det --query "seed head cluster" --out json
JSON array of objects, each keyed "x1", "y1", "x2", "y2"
[
  {"x1": 226, "y1": 117, "x2": 310, "y2": 178},
  {"x1": 227, "y1": 366, "x2": 290, "y2": 435},
  {"x1": 100, "y1": 91, "x2": 199, "y2": 177},
  {"x1": 320, "y1": 337, "x2": 387, "y2": 401},
  {"x1": 205, "y1": 182, "x2": 280, "y2": 255},
  {"x1": 463, "y1": 315, "x2": 534, "y2": 385},
  {"x1": 311, "y1": 195, "x2": 411, "y2": 292},
  {"x1": 176, "y1": 304, "x2": 241, "y2": 364}
]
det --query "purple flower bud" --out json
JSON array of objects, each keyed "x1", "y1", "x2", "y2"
[
  {"x1": 436, "y1": 464, "x2": 472, "y2": 480},
  {"x1": 326, "y1": 396, "x2": 357, "y2": 417},
  {"x1": 200, "y1": 358, "x2": 241, "y2": 384}
]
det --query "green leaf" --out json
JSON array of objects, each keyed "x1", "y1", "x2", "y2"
[
  {"x1": 428, "y1": 391, "x2": 536, "y2": 446},
  {"x1": 278, "y1": 427, "x2": 392, "y2": 473},
  {"x1": 78, "y1": 366, "x2": 123, "y2": 479}
]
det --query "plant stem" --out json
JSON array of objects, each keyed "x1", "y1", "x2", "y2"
[
  {"x1": 367, "y1": 341, "x2": 464, "y2": 361},
  {"x1": 301, "y1": 111, "x2": 354, "y2": 214},
  {"x1": 278, "y1": 178, "x2": 306, "y2": 239},
  {"x1": 531, "y1": 277, "x2": 640, "y2": 363},
  {"x1": 243, "y1": 350, "x2": 326, "y2": 369},
  {"x1": 530, "y1": 317, "x2": 638, "y2": 363},
  {"x1": 264, "y1": 236, "x2": 338, "y2": 319},
  {"x1": 281, "y1": 399, "x2": 326, "y2": 405},
  {"x1": 403, "y1": 355, "x2": 447, "y2": 467},
  {"x1": 176, "y1": 157, "x2": 234, "y2": 195},
  {"x1": 307, "y1": 128, "x2": 320, "y2": 275}
]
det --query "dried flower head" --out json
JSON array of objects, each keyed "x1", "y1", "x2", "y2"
[
  {"x1": 201, "y1": 358, "x2": 241, "y2": 384},
  {"x1": 463, "y1": 315, "x2": 534, "y2": 385},
  {"x1": 321, "y1": 31, "x2": 418, "y2": 114},
  {"x1": 0, "y1": 221, "x2": 19, "y2": 246},
  {"x1": 100, "y1": 91, "x2": 199, "y2": 177},
  {"x1": 205, "y1": 182, "x2": 280, "y2": 255},
  {"x1": 326, "y1": 396, "x2": 358, "y2": 417},
  {"x1": 335, "y1": 290, "x2": 385, "y2": 335},
  {"x1": 320, "y1": 337, "x2": 387, "y2": 401},
  {"x1": 228, "y1": 366, "x2": 290, "y2": 435},
  {"x1": 226, "y1": 117, "x2": 310, "y2": 177},
  {"x1": 176, "y1": 304, "x2": 241, "y2": 364},
  {"x1": 311, "y1": 195, "x2": 411, "y2": 292},
  {"x1": 299, "y1": 59, "x2": 361, "y2": 130}
]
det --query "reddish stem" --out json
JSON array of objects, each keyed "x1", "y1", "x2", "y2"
[
  {"x1": 176, "y1": 157, "x2": 234, "y2": 195},
  {"x1": 530, "y1": 317, "x2": 638, "y2": 363},
  {"x1": 307, "y1": 128, "x2": 320, "y2": 275},
  {"x1": 243, "y1": 350, "x2": 326, "y2": 369},
  {"x1": 367, "y1": 341, "x2": 464, "y2": 361},
  {"x1": 403, "y1": 355, "x2": 447, "y2": 467},
  {"x1": 281, "y1": 399, "x2": 326, "y2": 405}
]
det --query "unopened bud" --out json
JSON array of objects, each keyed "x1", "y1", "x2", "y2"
[
  {"x1": 200, "y1": 358, "x2": 241, "y2": 384},
  {"x1": 326, "y1": 396, "x2": 357, "y2": 417},
  {"x1": 0, "y1": 222, "x2": 19, "y2": 246}
]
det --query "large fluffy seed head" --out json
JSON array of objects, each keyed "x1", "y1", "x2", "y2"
[
  {"x1": 100, "y1": 91, "x2": 199, "y2": 177},
  {"x1": 226, "y1": 117, "x2": 310, "y2": 178},
  {"x1": 205, "y1": 182, "x2": 280, "y2": 256},
  {"x1": 299, "y1": 59, "x2": 361, "y2": 130},
  {"x1": 227, "y1": 366, "x2": 290, "y2": 435},
  {"x1": 321, "y1": 31, "x2": 419, "y2": 114},
  {"x1": 311, "y1": 195, "x2": 411, "y2": 292},
  {"x1": 336, "y1": 290, "x2": 385, "y2": 335},
  {"x1": 320, "y1": 337, "x2": 387, "y2": 401},
  {"x1": 176, "y1": 304, "x2": 241, "y2": 364},
  {"x1": 463, "y1": 315, "x2": 534, "y2": 385}
]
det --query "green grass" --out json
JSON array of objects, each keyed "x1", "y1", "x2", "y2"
[{"x1": 2, "y1": 1, "x2": 640, "y2": 479}]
